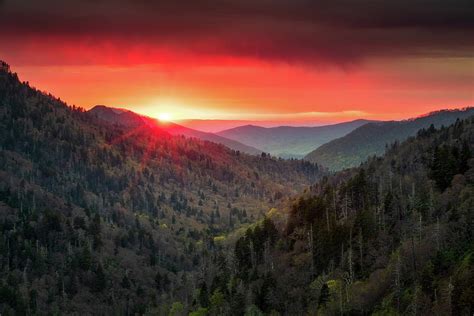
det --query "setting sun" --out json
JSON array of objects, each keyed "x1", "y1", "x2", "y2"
[{"x1": 158, "y1": 113, "x2": 171, "y2": 122}]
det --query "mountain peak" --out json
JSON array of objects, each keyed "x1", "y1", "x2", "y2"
[
  {"x1": 90, "y1": 105, "x2": 131, "y2": 115},
  {"x1": 89, "y1": 104, "x2": 146, "y2": 128}
]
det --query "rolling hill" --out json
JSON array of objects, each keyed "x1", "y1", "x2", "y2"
[
  {"x1": 305, "y1": 107, "x2": 474, "y2": 171},
  {"x1": 217, "y1": 120, "x2": 373, "y2": 158}
]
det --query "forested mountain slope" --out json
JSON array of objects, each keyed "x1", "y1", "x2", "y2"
[
  {"x1": 0, "y1": 62, "x2": 321, "y2": 314},
  {"x1": 89, "y1": 105, "x2": 263, "y2": 155},
  {"x1": 217, "y1": 120, "x2": 372, "y2": 158},
  {"x1": 305, "y1": 108, "x2": 474, "y2": 171},
  {"x1": 193, "y1": 116, "x2": 473, "y2": 315},
  {"x1": 1, "y1": 59, "x2": 472, "y2": 315}
]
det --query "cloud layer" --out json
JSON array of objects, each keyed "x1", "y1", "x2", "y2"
[{"x1": 1, "y1": 0, "x2": 473, "y2": 65}]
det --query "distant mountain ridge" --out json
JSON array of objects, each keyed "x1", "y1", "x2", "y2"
[
  {"x1": 305, "y1": 107, "x2": 474, "y2": 170},
  {"x1": 217, "y1": 119, "x2": 374, "y2": 158},
  {"x1": 89, "y1": 105, "x2": 263, "y2": 155}
]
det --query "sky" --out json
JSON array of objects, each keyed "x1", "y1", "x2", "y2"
[{"x1": 0, "y1": 0, "x2": 473, "y2": 130}]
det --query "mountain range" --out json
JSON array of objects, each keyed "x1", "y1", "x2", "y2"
[
  {"x1": 217, "y1": 120, "x2": 373, "y2": 158},
  {"x1": 0, "y1": 60, "x2": 473, "y2": 315},
  {"x1": 305, "y1": 107, "x2": 474, "y2": 170},
  {"x1": 89, "y1": 105, "x2": 474, "y2": 173}
]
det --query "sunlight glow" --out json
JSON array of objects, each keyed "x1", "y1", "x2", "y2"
[{"x1": 158, "y1": 113, "x2": 171, "y2": 122}]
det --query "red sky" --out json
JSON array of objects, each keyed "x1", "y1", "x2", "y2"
[{"x1": 1, "y1": 0, "x2": 472, "y2": 131}]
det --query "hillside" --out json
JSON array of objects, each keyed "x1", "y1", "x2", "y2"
[
  {"x1": 305, "y1": 108, "x2": 474, "y2": 171},
  {"x1": 217, "y1": 120, "x2": 372, "y2": 158},
  {"x1": 89, "y1": 105, "x2": 262, "y2": 155},
  {"x1": 195, "y1": 115, "x2": 474, "y2": 315},
  {"x1": 0, "y1": 63, "x2": 322, "y2": 314}
]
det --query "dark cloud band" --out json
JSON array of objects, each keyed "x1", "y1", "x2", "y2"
[{"x1": 1, "y1": 0, "x2": 473, "y2": 65}]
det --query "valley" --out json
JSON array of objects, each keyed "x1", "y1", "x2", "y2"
[
  {"x1": 1, "y1": 0, "x2": 472, "y2": 314},
  {"x1": 0, "y1": 62, "x2": 473, "y2": 315}
]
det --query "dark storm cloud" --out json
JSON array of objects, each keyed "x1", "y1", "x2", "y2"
[{"x1": 1, "y1": 0, "x2": 473, "y2": 64}]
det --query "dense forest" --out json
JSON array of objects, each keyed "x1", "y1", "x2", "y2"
[
  {"x1": 171, "y1": 117, "x2": 474, "y2": 315},
  {"x1": 0, "y1": 61, "x2": 473, "y2": 316},
  {"x1": 0, "y1": 62, "x2": 321, "y2": 314}
]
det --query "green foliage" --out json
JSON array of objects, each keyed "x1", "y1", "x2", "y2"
[
  {"x1": 234, "y1": 217, "x2": 279, "y2": 276},
  {"x1": 209, "y1": 289, "x2": 225, "y2": 314},
  {"x1": 189, "y1": 307, "x2": 208, "y2": 316},
  {"x1": 169, "y1": 301, "x2": 184, "y2": 316}
]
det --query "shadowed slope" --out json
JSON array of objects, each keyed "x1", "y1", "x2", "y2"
[{"x1": 305, "y1": 107, "x2": 474, "y2": 170}]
